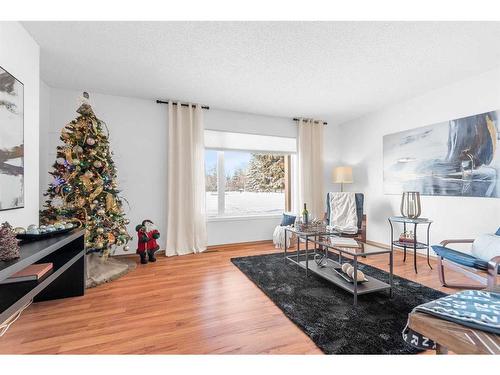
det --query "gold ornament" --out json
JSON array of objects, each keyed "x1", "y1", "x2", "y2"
[
  {"x1": 97, "y1": 208, "x2": 106, "y2": 216},
  {"x1": 89, "y1": 186, "x2": 103, "y2": 202},
  {"x1": 96, "y1": 227, "x2": 104, "y2": 234},
  {"x1": 93, "y1": 160, "x2": 103, "y2": 168},
  {"x1": 106, "y1": 193, "x2": 117, "y2": 211}
]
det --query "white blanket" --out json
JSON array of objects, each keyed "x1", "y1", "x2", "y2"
[
  {"x1": 273, "y1": 225, "x2": 293, "y2": 249},
  {"x1": 329, "y1": 192, "x2": 358, "y2": 235}
]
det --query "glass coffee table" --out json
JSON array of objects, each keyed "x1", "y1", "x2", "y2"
[{"x1": 283, "y1": 227, "x2": 393, "y2": 306}]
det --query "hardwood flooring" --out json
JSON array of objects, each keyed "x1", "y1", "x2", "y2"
[{"x1": 0, "y1": 241, "x2": 483, "y2": 354}]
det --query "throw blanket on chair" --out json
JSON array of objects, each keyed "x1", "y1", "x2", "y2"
[
  {"x1": 273, "y1": 225, "x2": 293, "y2": 249},
  {"x1": 329, "y1": 192, "x2": 358, "y2": 235}
]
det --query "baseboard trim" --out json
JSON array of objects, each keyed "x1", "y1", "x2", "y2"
[{"x1": 207, "y1": 240, "x2": 273, "y2": 252}]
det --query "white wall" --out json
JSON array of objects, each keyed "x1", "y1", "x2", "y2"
[
  {"x1": 0, "y1": 22, "x2": 40, "y2": 227},
  {"x1": 338, "y1": 67, "x2": 500, "y2": 253},
  {"x1": 40, "y1": 89, "x2": 297, "y2": 251}
]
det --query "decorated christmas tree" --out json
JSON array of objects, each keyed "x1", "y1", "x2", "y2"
[{"x1": 41, "y1": 93, "x2": 131, "y2": 256}]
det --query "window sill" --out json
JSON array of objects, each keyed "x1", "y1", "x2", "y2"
[{"x1": 207, "y1": 214, "x2": 282, "y2": 223}]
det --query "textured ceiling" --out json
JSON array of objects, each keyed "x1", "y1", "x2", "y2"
[{"x1": 23, "y1": 21, "x2": 500, "y2": 125}]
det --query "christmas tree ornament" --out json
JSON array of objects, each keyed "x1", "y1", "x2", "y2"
[
  {"x1": 27, "y1": 224, "x2": 39, "y2": 235},
  {"x1": 0, "y1": 222, "x2": 20, "y2": 261},
  {"x1": 56, "y1": 157, "x2": 66, "y2": 165},
  {"x1": 73, "y1": 145, "x2": 83, "y2": 154},
  {"x1": 86, "y1": 137, "x2": 96, "y2": 146},
  {"x1": 96, "y1": 227, "x2": 104, "y2": 234},
  {"x1": 72, "y1": 158, "x2": 80, "y2": 165},
  {"x1": 13, "y1": 227, "x2": 26, "y2": 235},
  {"x1": 97, "y1": 208, "x2": 106, "y2": 216},
  {"x1": 123, "y1": 245, "x2": 130, "y2": 252},
  {"x1": 93, "y1": 160, "x2": 103, "y2": 168},
  {"x1": 80, "y1": 160, "x2": 90, "y2": 168}
]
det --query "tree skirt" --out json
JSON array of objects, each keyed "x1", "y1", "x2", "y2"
[
  {"x1": 231, "y1": 251, "x2": 446, "y2": 354},
  {"x1": 85, "y1": 254, "x2": 136, "y2": 289}
]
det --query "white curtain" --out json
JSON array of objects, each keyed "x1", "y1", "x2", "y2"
[
  {"x1": 297, "y1": 118, "x2": 324, "y2": 220},
  {"x1": 166, "y1": 103, "x2": 207, "y2": 256}
]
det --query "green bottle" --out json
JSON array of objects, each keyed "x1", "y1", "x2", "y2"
[{"x1": 302, "y1": 203, "x2": 309, "y2": 224}]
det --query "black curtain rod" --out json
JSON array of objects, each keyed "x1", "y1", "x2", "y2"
[
  {"x1": 293, "y1": 118, "x2": 327, "y2": 125},
  {"x1": 156, "y1": 100, "x2": 210, "y2": 110}
]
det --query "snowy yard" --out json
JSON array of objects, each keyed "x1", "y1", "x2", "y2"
[{"x1": 206, "y1": 191, "x2": 284, "y2": 217}]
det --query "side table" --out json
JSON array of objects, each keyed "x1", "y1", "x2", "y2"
[{"x1": 388, "y1": 216, "x2": 433, "y2": 273}]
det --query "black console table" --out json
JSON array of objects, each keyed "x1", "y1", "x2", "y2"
[{"x1": 0, "y1": 230, "x2": 85, "y2": 325}]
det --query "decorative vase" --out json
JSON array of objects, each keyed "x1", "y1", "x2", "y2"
[{"x1": 400, "y1": 191, "x2": 421, "y2": 219}]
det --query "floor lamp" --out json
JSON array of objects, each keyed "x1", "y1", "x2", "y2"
[{"x1": 332, "y1": 166, "x2": 353, "y2": 192}]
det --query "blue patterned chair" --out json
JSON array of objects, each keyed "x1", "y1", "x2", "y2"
[{"x1": 432, "y1": 228, "x2": 500, "y2": 290}]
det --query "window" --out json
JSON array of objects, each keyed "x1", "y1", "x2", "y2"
[{"x1": 205, "y1": 131, "x2": 296, "y2": 218}]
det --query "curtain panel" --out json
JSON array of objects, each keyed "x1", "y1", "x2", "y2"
[
  {"x1": 297, "y1": 118, "x2": 324, "y2": 220},
  {"x1": 165, "y1": 103, "x2": 207, "y2": 256}
]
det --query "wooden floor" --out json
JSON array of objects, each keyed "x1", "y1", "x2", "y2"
[{"x1": 0, "y1": 241, "x2": 482, "y2": 354}]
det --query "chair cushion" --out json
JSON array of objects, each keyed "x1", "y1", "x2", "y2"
[
  {"x1": 280, "y1": 213, "x2": 296, "y2": 227},
  {"x1": 432, "y1": 245, "x2": 490, "y2": 271},
  {"x1": 471, "y1": 234, "x2": 500, "y2": 262}
]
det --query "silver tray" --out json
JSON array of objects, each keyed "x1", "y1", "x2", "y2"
[{"x1": 331, "y1": 266, "x2": 369, "y2": 284}]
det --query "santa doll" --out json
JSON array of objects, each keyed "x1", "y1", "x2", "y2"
[{"x1": 135, "y1": 219, "x2": 160, "y2": 264}]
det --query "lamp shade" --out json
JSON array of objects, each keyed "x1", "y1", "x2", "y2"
[{"x1": 332, "y1": 166, "x2": 353, "y2": 183}]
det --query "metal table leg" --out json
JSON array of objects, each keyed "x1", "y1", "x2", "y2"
[
  {"x1": 296, "y1": 234, "x2": 300, "y2": 270},
  {"x1": 353, "y1": 255, "x2": 358, "y2": 306},
  {"x1": 403, "y1": 221, "x2": 407, "y2": 262},
  {"x1": 305, "y1": 236, "x2": 309, "y2": 277},
  {"x1": 389, "y1": 248, "x2": 393, "y2": 297},
  {"x1": 284, "y1": 228, "x2": 287, "y2": 265},
  {"x1": 413, "y1": 222, "x2": 418, "y2": 273},
  {"x1": 426, "y1": 222, "x2": 433, "y2": 269}
]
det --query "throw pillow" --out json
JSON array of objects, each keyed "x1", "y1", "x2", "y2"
[
  {"x1": 471, "y1": 234, "x2": 500, "y2": 262},
  {"x1": 280, "y1": 213, "x2": 296, "y2": 227}
]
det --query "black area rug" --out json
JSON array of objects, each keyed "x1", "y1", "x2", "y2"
[{"x1": 231, "y1": 251, "x2": 446, "y2": 354}]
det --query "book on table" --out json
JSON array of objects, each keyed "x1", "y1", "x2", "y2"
[
  {"x1": 329, "y1": 237, "x2": 360, "y2": 248},
  {"x1": 0, "y1": 263, "x2": 53, "y2": 284}
]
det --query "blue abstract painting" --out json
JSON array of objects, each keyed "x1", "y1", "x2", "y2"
[
  {"x1": 383, "y1": 110, "x2": 500, "y2": 197},
  {"x1": 0, "y1": 65, "x2": 24, "y2": 210}
]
